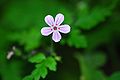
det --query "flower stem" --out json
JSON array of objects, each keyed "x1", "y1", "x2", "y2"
[{"x1": 50, "y1": 40, "x2": 56, "y2": 56}]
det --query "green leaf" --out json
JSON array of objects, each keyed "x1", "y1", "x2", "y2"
[
  {"x1": 108, "y1": 72, "x2": 120, "y2": 80},
  {"x1": 32, "y1": 68, "x2": 41, "y2": 80},
  {"x1": 32, "y1": 63, "x2": 48, "y2": 80},
  {"x1": 45, "y1": 57, "x2": 57, "y2": 71},
  {"x1": 76, "y1": 6, "x2": 112, "y2": 30},
  {"x1": 23, "y1": 75, "x2": 33, "y2": 80},
  {"x1": 24, "y1": 56, "x2": 57, "y2": 80},
  {"x1": 67, "y1": 29, "x2": 87, "y2": 48},
  {"x1": 39, "y1": 65, "x2": 48, "y2": 79},
  {"x1": 29, "y1": 53, "x2": 46, "y2": 63}
]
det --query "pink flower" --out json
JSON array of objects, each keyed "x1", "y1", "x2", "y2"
[{"x1": 41, "y1": 13, "x2": 71, "y2": 42}]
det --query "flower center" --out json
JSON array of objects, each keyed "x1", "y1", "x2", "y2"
[{"x1": 53, "y1": 27, "x2": 57, "y2": 30}]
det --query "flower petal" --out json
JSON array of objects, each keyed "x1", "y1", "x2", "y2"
[
  {"x1": 59, "y1": 24, "x2": 70, "y2": 34},
  {"x1": 55, "y1": 13, "x2": 64, "y2": 26},
  {"x1": 41, "y1": 27, "x2": 53, "y2": 36},
  {"x1": 52, "y1": 31, "x2": 61, "y2": 42},
  {"x1": 45, "y1": 15, "x2": 54, "y2": 27}
]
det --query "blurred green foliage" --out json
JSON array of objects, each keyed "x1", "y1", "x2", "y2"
[
  {"x1": 75, "y1": 53, "x2": 106, "y2": 80},
  {"x1": 0, "y1": 0, "x2": 120, "y2": 80}
]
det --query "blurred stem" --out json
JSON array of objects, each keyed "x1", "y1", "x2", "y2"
[
  {"x1": 50, "y1": 40, "x2": 54, "y2": 53},
  {"x1": 50, "y1": 40, "x2": 61, "y2": 61},
  {"x1": 50, "y1": 40, "x2": 56, "y2": 57}
]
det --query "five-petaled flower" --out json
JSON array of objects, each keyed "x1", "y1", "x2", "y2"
[{"x1": 41, "y1": 13, "x2": 71, "y2": 42}]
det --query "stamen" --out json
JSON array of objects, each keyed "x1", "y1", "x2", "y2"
[
  {"x1": 53, "y1": 27, "x2": 57, "y2": 30},
  {"x1": 52, "y1": 24, "x2": 54, "y2": 26}
]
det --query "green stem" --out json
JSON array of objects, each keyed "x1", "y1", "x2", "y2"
[{"x1": 50, "y1": 40, "x2": 56, "y2": 57}]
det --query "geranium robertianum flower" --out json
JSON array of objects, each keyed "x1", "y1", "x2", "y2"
[{"x1": 41, "y1": 13, "x2": 71, "y2": 42}]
